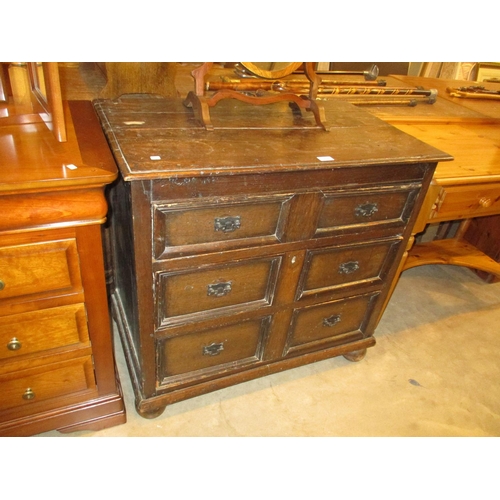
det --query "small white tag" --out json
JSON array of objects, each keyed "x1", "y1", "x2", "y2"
[
  {"x1": 124, "y1": 121, "x2": 145, "y2": 125},
  {"x1": 150, "y1": 156, "x2": 161, "y2": 161},
  {"x1": 66, "y1": 164, "x2": 78, "y2": 170},
  {"x1": 317, "y1": 156, "x2": 334, "y2": 162}
]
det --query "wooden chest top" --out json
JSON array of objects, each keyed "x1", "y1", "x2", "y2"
[{"x1": 93, "y1": 96, "x2": 452, "y2": 180}]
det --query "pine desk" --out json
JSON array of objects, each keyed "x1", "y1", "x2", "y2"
[{"x1": 364, "y1": 75, "x2": 500, "y2": 293}]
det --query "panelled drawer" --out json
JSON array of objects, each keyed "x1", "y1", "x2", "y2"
[
  {"x1": 0, "y1": 356, "x2": 96, "y2": 412},
  {"x1": 157, "y1": 316, "x2": 271, "y2": 387},
  {"x1": 153, "y1": 194, "x2": 292, "y2": 258},
  {"x1": 0, "y1": 239, "x2": 82, "y2": 302},
  {"x1": 431, "y1": 182, "x2": 500, "y2": 221},
  {"x1": 316, "y1": 185, "x2": 419, "y2": 236},
  {"x1": 297, "y1": 239, "x2": 401, "y2": 300},
  {"x1": 284, "y1": 292, "x2": 380, "y2": 356},
  {"x1": 0, "y1": 304, "x2": 89, "y2": 361},
  {"x1": 156, "y1": 256, "x2": 282, "y2": 327}
]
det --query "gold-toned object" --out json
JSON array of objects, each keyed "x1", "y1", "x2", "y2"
[
  {"x1": 22, "y1": 388, "x2": 36, "y2": 401},
  {"x1": 239, "y1": 62, "x2": 303, "y2": 80},
  {"x1": 479, "y1": 197, "x2": 492, "y2": 208},
  {"x1": 447, "y1": 85, "x2": 500, "y2": 100},
  {"x1": 7, "y1": 338, "x2": 22, "y2": 351},
  {"x1": 0, "y1": 279, "x2": 4, "y2": 290}
]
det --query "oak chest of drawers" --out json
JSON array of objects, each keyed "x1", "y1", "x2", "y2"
[
  {"x1": 95, "y1": 96, "x2": 451, "y2": 418},
  {"x1": 0, "y1": 101, "x2": 126, "y2": 435}
]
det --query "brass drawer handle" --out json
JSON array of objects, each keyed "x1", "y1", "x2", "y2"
[
  {"x1": 203, "y1": 342, "x2": 225, "y2": 356},
  {"x1": 214, "y1": 216, "x2": 241, "y2": 233},
  {"x1": 7, "y1": 337, "x2": 22, "y2": 351},
  {"x1": 323, "y1": 314, "x2": 341, "y2": 327},
  {"x1": 355, "y1": 202, "x2": 379, "y2": 218},
  {"x1": 338, "y1": 261, "x2": 360, "y2": 274},
  {"x1": 207, "y1": 281, "x2": 232, "y2": 297},
  {"x1": 22, "y1": 388, "x2": 36, "y2": 401},
  {"x1": 0, "y1": 279, "x2": 5, "y2": 291}
]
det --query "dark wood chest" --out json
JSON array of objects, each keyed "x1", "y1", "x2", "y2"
[{"x1": 94, "y1": 96, "x2": 449, "y2": 418}]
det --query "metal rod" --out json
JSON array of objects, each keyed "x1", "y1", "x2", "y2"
[{"x1": 316, "y1": 64, "x2": 379, "y2": 81}]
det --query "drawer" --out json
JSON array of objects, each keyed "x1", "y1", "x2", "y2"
[
  {"x1": 0, "y1": 239, "x2": 82, "y2": 301},
  {"x1": 0, "y1": 356, "x2": 96, "y2": 412},
  {"x1": 284, "y1": 293, "x2": 380, "y2": 356},
  {"x1": 157, "y1": 316, "x2": 271, "y2": 387},
  {"x1": 0, "y1": 304, "x2": 89, "y2": 361},
  {"x1": 297, "y1": 239, "x2": 401, "y2": 300},
  {"x1": 153, "y1": 194, "x2": 291, "y2": 258},
  {"x1": 156, "y1": 257, "x2": 281, "y2": 327},
  {"x1": 316, "y1": 186, "x2": 419, "y2": 236},
  {"x1": 431, "y1": 182, "x2": 500, "y2": 221}
]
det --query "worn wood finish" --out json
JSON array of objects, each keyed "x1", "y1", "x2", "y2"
[
  {"x1": 0, "y1": 101, "x2": 126, "y2": 436},
  {"x1": 96, "y1": 95, "x2": 450, "y2": 418}
]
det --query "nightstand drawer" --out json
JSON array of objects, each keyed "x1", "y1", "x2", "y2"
[
  {"x1": 0, "y1": 356, "x2": 96, "y2": 412},
  {"x1": 284, "y1": 292, "x2": 380, "y2": 356},
  {"x1": 153, "y1": 194, "x2": 291, "y2": 258},
  {"x1": 431, "y1": 182, "x2": 500, "y2": 221},
  {"x1": 316, "y1": 186, "x2": 419, "y2": 236},
  {"x1": 158, "y1": 316, "x2": 270, "y2": 386},
  {"x1": 297, "y1": 239, "x2": 401, "y2": 300},
  {"x1": 0, "y1": 239, "x2": 82, "y2": 301},
  {"x1": 156, "y1": 257, "x2": 281, "y2": 327},
  {"x1": 0, "y1": 304, "x2": 89, "y2": 361}
]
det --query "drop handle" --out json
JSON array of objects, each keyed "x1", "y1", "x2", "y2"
[
  {"x1": 7, "y1": 338, "x2": 22, "y2": 351},
  {"x1": 22, "y1": 388, "x2": 36, "y2": 401},
  {"x1": 354, "y1": 202, "x2": 379, "y2": 217},
  {"x1": 203, "y1": 342, "x2": 225, "y2": 356},
  {"x1": 323, "y1": 314, "x2": 342, "y2": 327},
  {"x1": 207, "y1": 281, "x2": 232, "y2": 297},
  {"x1": 214, "y1": 216, "x2": 241, "y2": 233},
  {"x1": 338, "y1": 261, "x2": 360, "y2": 274}
]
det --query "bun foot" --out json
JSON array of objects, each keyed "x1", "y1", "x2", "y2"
[
  {"x1": 343, "y1": 348, "x2": 367, "y2": 362},
  {"x1": 137, "y1": 405, "x2": 166, "y2": 419}
]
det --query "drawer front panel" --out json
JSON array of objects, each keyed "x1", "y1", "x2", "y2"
[
  {"x1": 297, "y1": 239, "x2": 401, "y2": 299},
  {"x1": 0, "y1": 304, "x2": 89, "y2": 361},
  {"x1": 158, "y1": 316, "x2": 270, "y2": 385},
  {"x1": 284, "y1": 293, "x2": 379, "y2": 356},
  {"x1": 432, "y1": 183, "x2": 500, "y2": 221},
  {"x1": 0, "y1": 356, "x2": 96, "y2": 412},
  {"x1": 153, "y1": 195, "x2": 291, "y2": 258},
  {"x1": 0, "y1": 239, "x2": 82, "y2": 301},
  {"x1": 316, "y1": 186, "x2": 418, "y2": 235},
  {"x1": 156, "y1": 257, "x2": 281, "y2": 327}
]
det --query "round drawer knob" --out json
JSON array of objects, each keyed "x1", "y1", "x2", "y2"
[
  {"x1": 22, "y1": 388, "x2": 36, "y2": 401},
  {"x1": 7, "y1": 337, "x2": 22, "y2": 351},
  {"x1": 479, "y1": 197, "x2": 492, "y2": 208},
  {"x1": 0, "y1": 279, "x2": 5, "y2": 291}
]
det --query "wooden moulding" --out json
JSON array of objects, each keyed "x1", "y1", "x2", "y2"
[{"x1": 0, "y1": 188, "x2": 109, "y2": 232}]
